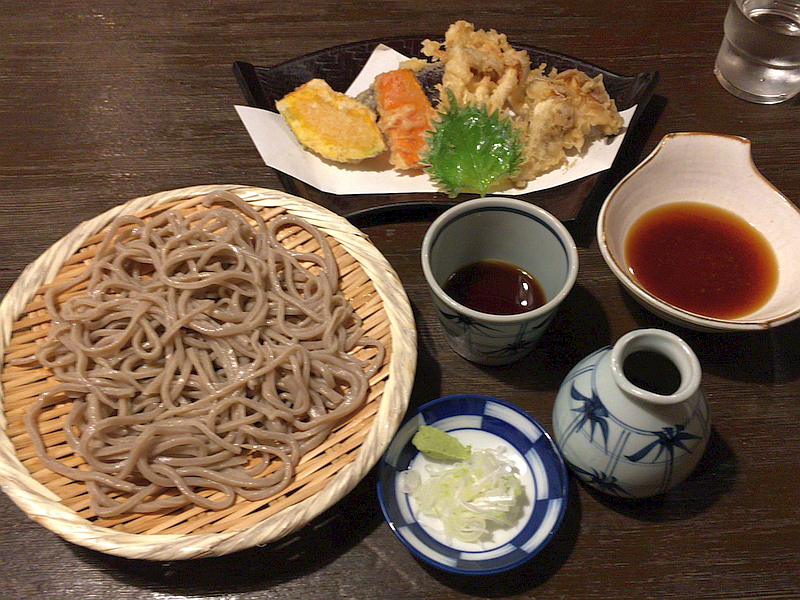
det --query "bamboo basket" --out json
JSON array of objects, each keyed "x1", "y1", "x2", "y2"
[{"x1": 0, "y1": 185, "x2": 416, "y2": 560}]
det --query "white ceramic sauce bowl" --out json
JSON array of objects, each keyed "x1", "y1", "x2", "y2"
[{"x1": 597, "y1": 132, "x2": 800, "y2": 332}]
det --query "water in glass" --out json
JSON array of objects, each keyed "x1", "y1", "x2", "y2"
[{"x1": 714, "y1": 0, "x2": 800, "y2": 103}]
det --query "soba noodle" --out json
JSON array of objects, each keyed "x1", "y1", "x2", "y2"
[{"x1": 24, "y1": 191, "x2": 384, "y2": 517}]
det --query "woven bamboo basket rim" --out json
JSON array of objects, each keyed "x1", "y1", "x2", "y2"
[{"x1": 0, "y1": 184, "x2": 416, "y2": 560}]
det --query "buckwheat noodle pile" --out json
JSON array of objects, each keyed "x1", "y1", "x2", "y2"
[{"x1": 24, "y1": 191, "x2": 384, "y2": 518}]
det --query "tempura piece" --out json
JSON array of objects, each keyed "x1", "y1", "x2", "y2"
[
  {"x1": 512, "y1": 67, "x2": 625, "y2": 183},
  {"x1": 276, "y1": 78, "x2": 386, "y2": 163},
  {"x1": 421, "y1": 20, "x2": 530, "y2": 114},
  {"x1": 374, "y1": 69, "x2": 435, "y2": 170},
  {"x1": 421, "y1": 20, "x2": 625, "y2": 186},
  {"x1": 424, "y1": 90, "x2": 522, "y2": 197}
]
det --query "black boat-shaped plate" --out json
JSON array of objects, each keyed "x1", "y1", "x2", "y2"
[{"x1": 233, "y1": 37, "x2": 658, "y2": 239}]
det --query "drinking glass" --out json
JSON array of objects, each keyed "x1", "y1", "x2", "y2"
[{"x1": 714, "y1": 0, "x2": 800, "y2": 104}]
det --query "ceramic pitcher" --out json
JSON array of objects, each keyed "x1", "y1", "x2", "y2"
[{"x1": 552, "y1": 328, "x2": 711, "y2": 498}]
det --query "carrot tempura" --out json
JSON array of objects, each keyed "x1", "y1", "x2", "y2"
[{"x1": 374, "y1": 69, "x2": 435, "y2": 170}]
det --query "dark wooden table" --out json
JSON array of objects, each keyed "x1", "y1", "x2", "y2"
[{"x1": 2, "y1": 1, "x2": 799, "y2": 599}]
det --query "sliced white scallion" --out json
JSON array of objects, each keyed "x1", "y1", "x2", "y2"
[{"x1": 406, "y1": 447, "x2": 523, "y2": 543}]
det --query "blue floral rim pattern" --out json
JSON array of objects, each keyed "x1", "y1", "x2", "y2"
[{"x1": 377, "y1": 394, "x2": 568, "y2": 575}]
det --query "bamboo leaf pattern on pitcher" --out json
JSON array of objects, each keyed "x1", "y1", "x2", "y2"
[
  {"x1": 624, "y1": 425, "x2": 700, "y2": 463},
  {"x1": 569, "y1": 382, "x2": 610, "y2": 450}
]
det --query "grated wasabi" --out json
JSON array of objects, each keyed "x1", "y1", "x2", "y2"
[{"x1": 411, "y1": 425, "x2": 471, "y2": 461}]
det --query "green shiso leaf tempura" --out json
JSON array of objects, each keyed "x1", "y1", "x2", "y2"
[{"x1": 422, "y1": 90, "x2": 523, "y2": 198}]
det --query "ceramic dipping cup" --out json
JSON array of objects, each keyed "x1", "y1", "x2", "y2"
[{"x1": 421, "y1": 197, "x2": 578, "y2": 366}]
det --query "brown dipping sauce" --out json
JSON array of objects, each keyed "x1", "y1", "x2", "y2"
[
  {"x1": 624, "y1": 202, "x2": 778, "y2": 319},
  {"x1": 443, "y1": 259, "x2": 546, "y2": 315}
]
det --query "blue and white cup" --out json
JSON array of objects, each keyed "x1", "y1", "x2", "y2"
[{"x1": 421, "y1": 198, "x2": 579, "y2": 366}]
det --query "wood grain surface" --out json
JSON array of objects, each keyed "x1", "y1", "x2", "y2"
[{"x1": 2, "y1": 1, "x2": 799, "y2": 599}]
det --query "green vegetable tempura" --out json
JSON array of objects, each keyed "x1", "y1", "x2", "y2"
[
  {"x1": 423, "y1": 90, "x2": 523, "y2": 198},
  {"x1": 411, "y1": 425, "x2": 471, "y2": 461}
]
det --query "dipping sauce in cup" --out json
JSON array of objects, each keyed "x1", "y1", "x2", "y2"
[
  {"x1": 421, "y1": 198, "x2": 578, "y2": 366},
  {"x1": 442, "y1": 259, "x2": 547, "y2": 316}
]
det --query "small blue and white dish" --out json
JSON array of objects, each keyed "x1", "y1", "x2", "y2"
[{"x1": 377, "y1": 394, "x2": 568, "y2": 575}]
